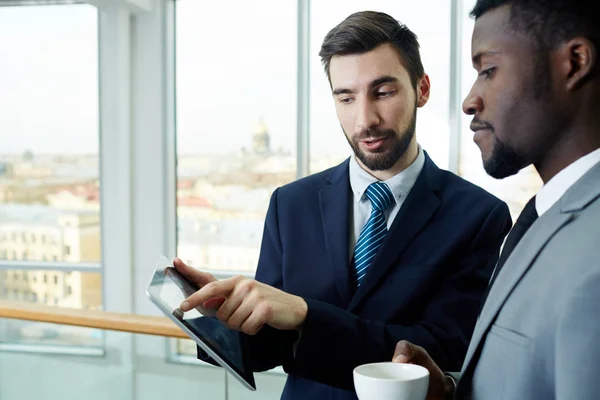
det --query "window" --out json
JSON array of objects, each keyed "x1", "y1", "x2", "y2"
[
  {"x1": 175, "y1": 0, "x2": 297, "y2": 275},
  {"x1": 309, "y1": 1, "x2": 452, "y2": 174},
  {"x1": 458, "y1": 0, "x2": 541, "y2": 219},
  {"x1": 172, "y1": 0, "x2": 453, "y2": 359},
  {"x1": 175, "y1": 1, "x2": 452, "y2": 278},
  {"x1": 0, "y1": 3, "x2": 102, "y2": 350}
]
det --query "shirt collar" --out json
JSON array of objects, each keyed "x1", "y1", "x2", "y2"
[
  {"x1": 349, "y1": 146, "x2": 426, "y2": 206},
  {"x1": 536, "y1": 147, "x2": 600, "y2": 216}
]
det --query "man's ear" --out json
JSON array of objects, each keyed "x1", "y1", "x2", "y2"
[
  {"x1": 561, "y1": 37, "x2": 598, "y2": 91},
  {"x1": 416, "y1": 74, "x2": 431, "y2": 107}
]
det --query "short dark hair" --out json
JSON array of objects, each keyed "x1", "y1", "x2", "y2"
[
  {"x1": 319, "y1": 11, "x2": 425, "y2": 89},
  {"x1": 470, "y1": 0, "x2": 600, "y2": 52}
]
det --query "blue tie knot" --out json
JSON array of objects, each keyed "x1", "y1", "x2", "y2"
[{"x1": 365, "y1": 182, "x2": 394, "y2": 212}]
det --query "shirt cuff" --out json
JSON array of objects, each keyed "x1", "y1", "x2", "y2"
[
  {"x1": 292, "y1": 327, "x2": 303, "y2": 358},
  {"x1": 444, "y1": 371, "x2": 458, "y2": 398}
]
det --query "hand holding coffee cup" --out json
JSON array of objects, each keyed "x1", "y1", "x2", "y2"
[{"x1": 391, "y1": 340, "x2": 456, "y2": 400}]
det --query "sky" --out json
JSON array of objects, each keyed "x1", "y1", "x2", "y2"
[
  {"x1": 0, "y1": 5, "x2": 99, "y2": 155},
  {"x1": 0, "y1": 0, "x2": 463, "y2": 168},
  {"x1": 176, "y1": 0, "x2": 453, "y2": 165}
]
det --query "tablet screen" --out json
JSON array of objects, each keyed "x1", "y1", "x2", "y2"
[{"x1": 147, "y1": 259, "x2": 255, "y2": 390}]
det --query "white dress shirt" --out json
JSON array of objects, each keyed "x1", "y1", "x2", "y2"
[
  {"x1": 348, "y1": 146, "x2": 425, "y2": 255},
  {"x1": 536, "y1": 147, "x2": 600, "y2": 216}
]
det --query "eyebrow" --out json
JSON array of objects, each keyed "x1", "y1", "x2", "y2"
[
  {"x1": 472, "y1": 50, "x2": 502, "y2": 66},
  {"x1": 332, "y1": 75, "x2": 399, "y2": 96}
]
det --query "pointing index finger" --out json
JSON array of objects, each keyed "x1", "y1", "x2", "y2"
[{"x1": 180, "y1": 278, "x2": 237, "y2": 311}]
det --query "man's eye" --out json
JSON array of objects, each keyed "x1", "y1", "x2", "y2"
[{"x1": 479, "y1": 67, "x2": 496, "y2": 78}]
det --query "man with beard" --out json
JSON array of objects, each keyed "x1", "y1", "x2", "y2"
[
  {"x1": 174, "y1": 11, "x2": 512, "y2": 399},
  {"x1": 392, "y1": 1, "x2": 600, "y2": 399}
]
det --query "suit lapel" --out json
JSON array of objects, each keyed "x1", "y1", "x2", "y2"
[
  {"x1": 460, "y1": 211, "x2": 574, "y2": 377},
  {"x1": 461, "y1": 160, "x2": 600, "y2": 379},
  {"x1": 348, "y1": 155, "x2": 441, "y2": 312},
  {"x1": 319, "y1": 160, "x2": 353, "y2": 305}
]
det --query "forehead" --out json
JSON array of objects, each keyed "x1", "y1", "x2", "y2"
[
  {"x1": 471, "y1": 5, "x2": 530, "y2": 59},
  {"x1": 329, "y1": 43, "x2": 411, "y2": 88}
]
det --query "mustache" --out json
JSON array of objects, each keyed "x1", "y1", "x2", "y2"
[
  {"x1": 470, "y1": 119, "x2": 494, "y2": 132},
  {"x1": 354, "y1": 128, "x2": 396, "y2": 141}
]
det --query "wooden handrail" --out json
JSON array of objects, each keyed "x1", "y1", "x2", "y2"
[{"x1": 0, "y1": 300, "x2": 187, "y2": 339}]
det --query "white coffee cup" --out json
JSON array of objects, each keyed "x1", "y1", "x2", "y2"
[{"x1": 353, "y1": 362, "x2": 429, "y2": 400}]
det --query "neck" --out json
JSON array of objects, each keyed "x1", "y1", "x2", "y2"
[
  {"x1": 534, "y1": 123, "x2": 600, "y2": 184},
  {"x1": 358, "y1": 141, "x2": 419, "y2": 181}
]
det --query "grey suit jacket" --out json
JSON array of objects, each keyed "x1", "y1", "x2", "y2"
[{"x1": 454, "y1": 160, "x2": 600, "y2": 399}]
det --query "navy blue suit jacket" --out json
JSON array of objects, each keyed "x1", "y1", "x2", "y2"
[{"x1": 208, "y1": 154, "x2": 511, "y2": 399}]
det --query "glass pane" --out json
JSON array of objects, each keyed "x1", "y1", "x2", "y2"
[
  {"x1": 459, "y1": 0, "x2": 541, "y2": 218},
  {"x1": 175, "y1": 0, "x2": 297, "y2": 274},
  {"x1": 0, "y1": 4, "x2": 102, "y2": 350},
  {"x1": 309, "y1": 1, "x2": 452, "y2": 173},
  {"x1": 0, "y1": 4, "x2": 101, "y2": 262},
  {"x1": 177, "y1": 338, "x2": 197, "y2": 357},
  {"x1": 0, "y1": 270, "x2": 102, "y2": 347}
]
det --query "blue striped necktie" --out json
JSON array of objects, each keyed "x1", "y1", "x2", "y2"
[{"x1": 353, "y1": 182, "x2": 394, "y2": 286}]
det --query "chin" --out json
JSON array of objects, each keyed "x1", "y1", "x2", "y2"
[
  {"x1": 358, "y1": 153, "x2": 398, "y2": 172},
  {"x1": 479, "y1": 136, "x2": 531, "y2": 179},
  {"x1": 475, "y1": 142, "x2": 492, "y2": 160},
  {"x1": 482, "y1": 155, "x2": 526, "y2": 179}
]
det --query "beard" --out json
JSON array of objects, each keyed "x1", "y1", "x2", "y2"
[
  {"x1": 345, "y1": 108, "x2": 417, "y2": 171},
  {"x1": 484, "y1": 136, "x2": 530, "y2": 179}
]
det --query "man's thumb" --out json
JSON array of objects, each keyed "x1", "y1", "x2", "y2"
[
  {"x1": 392, "y1": 340, "x2": 415, "y2": 363},
  {"x1": 173, "y1": 258, "x2": 215, "y2": 286}
]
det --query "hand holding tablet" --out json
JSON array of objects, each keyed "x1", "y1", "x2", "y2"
[{"x1": 147, "y1": 255, "x2": 256, "y2": 390}]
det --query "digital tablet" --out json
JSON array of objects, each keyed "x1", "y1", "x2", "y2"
[{"x1": 146, "y1": 255, "x2": 256, "y2": 391}]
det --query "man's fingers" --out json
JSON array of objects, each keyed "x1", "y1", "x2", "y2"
[
  {"x1": 173, "y1": 258, "x2": 216, "y2": 287},
  {"x1": 203, "y1": 297, "x2": 226, "y2": 309},
  {"x1": 216, "y1": 292, "x2": 244, "y2": 322},
  {"x1": 393, "y1": 340, "x2": 416, "y2": 363},
  {"x1": 181, "y1": 279, "x2": 237, "y2": 311},
  {"x1": 239, "y1": 310, "x2": 266, "y2": 336},
  {"x1": 223, "y1": 297, "x2": 257, "y2": 332}
]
